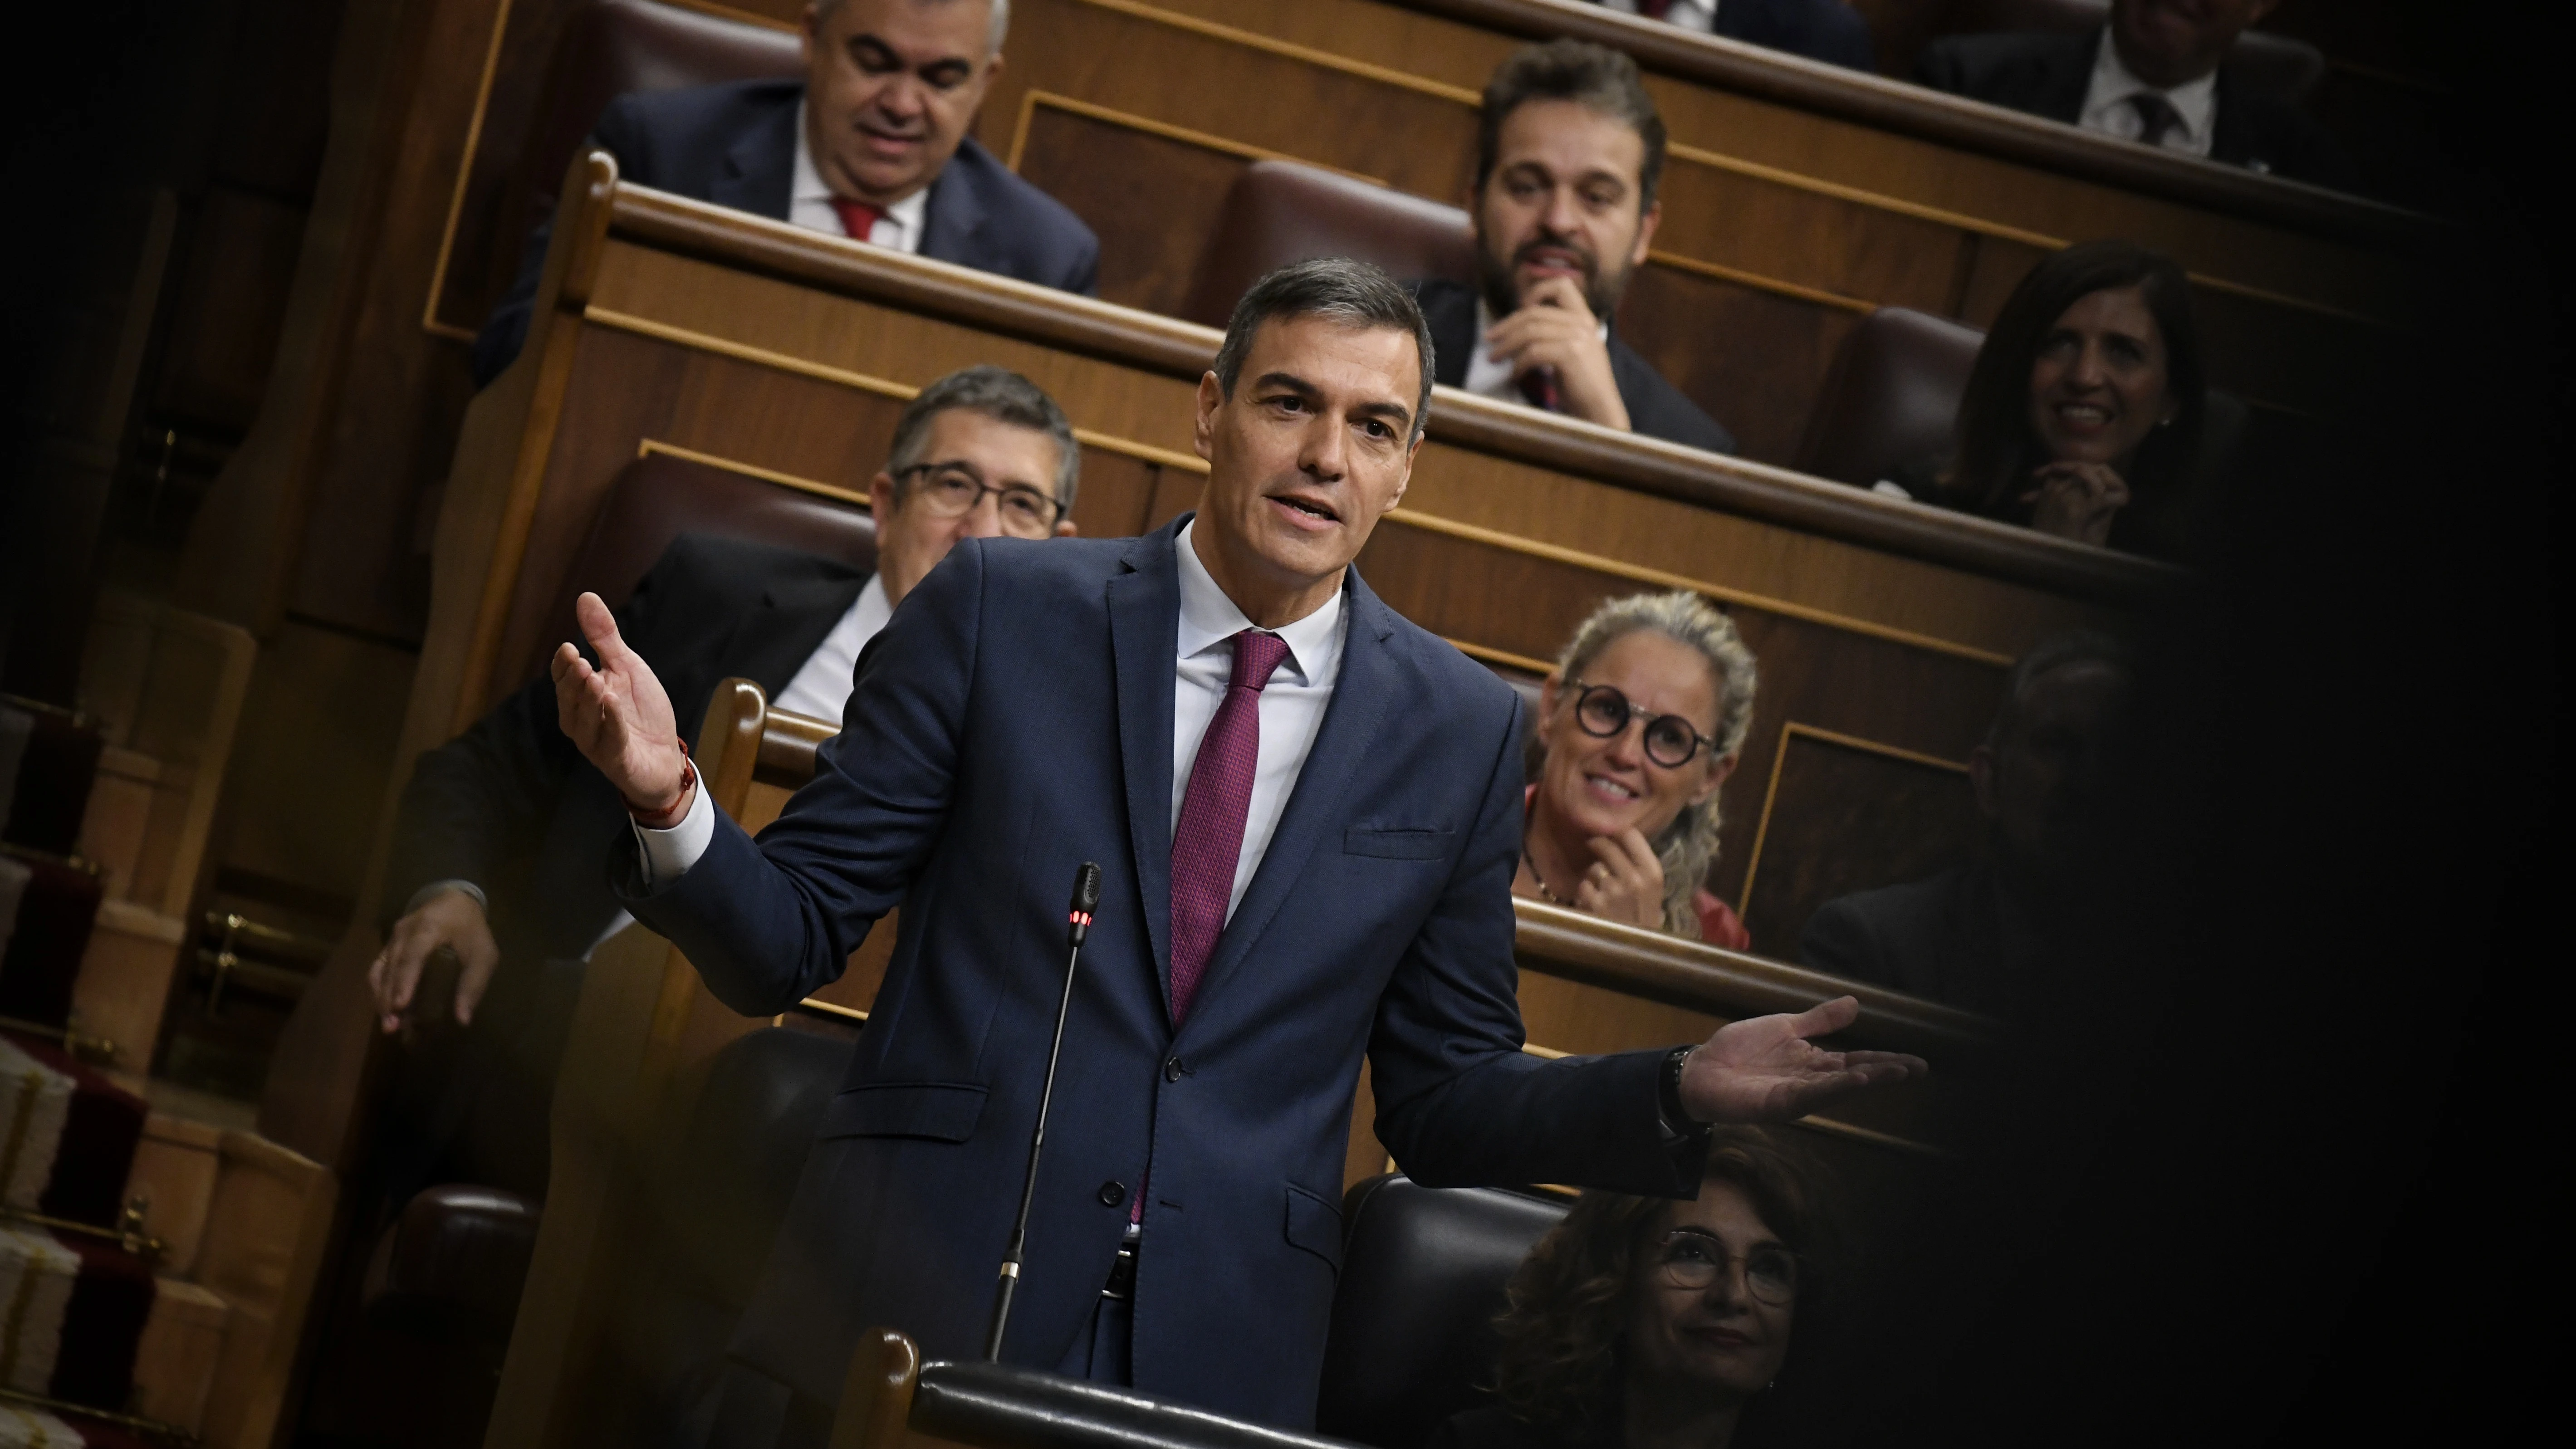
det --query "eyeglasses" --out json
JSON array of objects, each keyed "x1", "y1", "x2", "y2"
[
  {"x1": 1568, "y1": 682, "x2": 1719, "y2": 769},
  {"x1": 897, "y1": 461, "x2": 1063, "y2": 538},
  {"x1": 1654, "y1": 1229, "x2": 1798, "y2": 1305}
]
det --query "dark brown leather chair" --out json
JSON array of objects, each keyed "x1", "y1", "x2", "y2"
[
  {"x1": 514, "y1": 449, "x2": 877, "y2": 690},
  {"x1": 509, "y1": 0, "x2": 803, "y2": 253},
  {"x1": 1942, "y1": 0, "x2": 2327, "y2": 107},
  {"x1": 1317, "y1": 1174, "x2": 1569, "y2": 1449},
  {"x1": 1179, "y1": 161, "x2": 1479, "y2": 329},
  {"x1": 1792, "y1": 305, "x2": 1985, "y2": 491}
]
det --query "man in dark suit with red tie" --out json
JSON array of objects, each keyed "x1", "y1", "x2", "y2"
[
  {"x1": 1412, "y1": 40, "x2": 1735, "y2": 454},
  {"x1": 473, "y1": 0, "x2": 1099, "y2": 385},
  {"x1": 552, "y1": 259, "x2": 1915, "y2": 1444}
]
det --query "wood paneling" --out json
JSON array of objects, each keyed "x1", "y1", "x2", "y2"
[
  {"x1": 982, "y1": 0, "x2": 2419, "y2": 445},
  {"x1": 1737, "y1": 724, "x2": 1981, "y2": 956}
]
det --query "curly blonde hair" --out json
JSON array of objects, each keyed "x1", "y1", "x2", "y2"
[
  {"x1": 1543, "y1": 592, "x2": 1758, "y2": 935},
  {"x1": 1489, "y1": 1128, "x2": 1832, "y2": 1434}
]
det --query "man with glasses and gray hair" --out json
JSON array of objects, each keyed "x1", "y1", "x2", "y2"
[{"x1": 366, "y1": 364, "x2": 1078, "y2": 1218}]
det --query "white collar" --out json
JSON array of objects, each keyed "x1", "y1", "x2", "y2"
[
  {"x1": 791, "y1": 101, "x2": 932, "y2": 235},
  {"x1": 2083, "y1": 27, "x2": 2218, "y2": 148},
  {"x1": 1172, "y1": 519, "x2": 1346, "y2": 689}
]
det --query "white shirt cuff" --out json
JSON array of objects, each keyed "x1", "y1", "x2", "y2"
[{"x1": 632, "y1": 778, "x2": 716, "y2": 886}]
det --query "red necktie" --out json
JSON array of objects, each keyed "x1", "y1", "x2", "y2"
[
  {"x1": 1166, "y1": 629, "x2": 1290, "y2": 1024},
  {"x1": 829, "y1": 197, "x2": 886, "y2": 243},
  {"x1": 1518, "y1": 366, "x2": 1562, "y2": 413},
  {"x1": 1636, "y1": 0, "x2": 1672, "y2": 17}
]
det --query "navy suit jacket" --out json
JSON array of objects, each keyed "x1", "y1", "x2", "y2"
[
  {"x1": 615, "y1": 518, "x2": 1699, "y2": 1426},
  {"x1": 471, "y1": 78, "x2": 1101, "y2": 385},
  {"x1": 1708, "y1": 0, "x2": 1876, "y2": 71},
  {"x1": 1413, "y1": 279, "x2": 1738, "y2": 455},
  {"x1": 1913, "y1": 29, "x2": 2361, "y2": 192}
]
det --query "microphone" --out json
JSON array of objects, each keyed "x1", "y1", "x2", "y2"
[{"x1": 985, "y1": 862, "x2": 1103, "y2": 1361}]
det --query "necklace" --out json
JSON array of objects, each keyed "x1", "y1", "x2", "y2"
[{"x1": 1520, "y1": 841, "x2": 1572, "y2": 906}]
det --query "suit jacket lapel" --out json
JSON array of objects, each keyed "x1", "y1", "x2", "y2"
[
  {"x1": 716, "y1": 91, "x2": 799, "y2": 220},
  {"x1": 726, "y1": 571, "x2": 872, "y2": 700},
  {"x1": 1182, "y1": 568, "x2": 1399, "y2": 1028},
  {"x1": 2036, "y1": 30, "x2": 2096, "y2": 125},
  {"x1": 1109, "y1": 521, "x2": 1184, "y2": 1000},
  {"x1": 919, "y1": 140, "x2": 992, "y2": 271},
  {"x1": 1419, "y1": 281, "x2": 1477, "y2": 388}
]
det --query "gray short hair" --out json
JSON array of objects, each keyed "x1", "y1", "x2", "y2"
[
  {"x1": 885, "y1": 364, "x2": 1079, "y2": 512},
  {"x1": 1545, "y1": 591, "x2": 1758, "y2": 938},
  {"x1": 1211, "y1": 258, "x2": 1436, "y2": 443},
  {"x1": 814, "y1": 0, "x2": 1010, "y2": 54}
]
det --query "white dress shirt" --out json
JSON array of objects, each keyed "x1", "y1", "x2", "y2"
[
  {"x1": 772, "y1": 573, "x2": 893, "y2": 722},
  {"x1": 1168, "y1": 520, "x2": 1348, "y2": 923},
  {"x1": 788, "y1": 103, "x2": 930, "y2": 251},
  {"x1": 638, "y1": 524, "x2": 1351, "y2": 930},
  {"x1": 2076, "y1": 29, "x2": 2217, "y2": 159},
  {"x1": 1459, "y1": 297, "x2": 1615, "y2": 409}
]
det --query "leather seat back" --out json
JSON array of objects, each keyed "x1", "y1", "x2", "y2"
[
  {"x1": 1792, "y1": 306, "x2": 1984, "y2": 490},
  {"x1": 1179, "y1": 161, "x2": 1479, "y2": 328},
  {"x1": 1317, "y1": 1175, "x2": 1568, "y2": 1449},
  {"x1": 517, "y1": 449, "x2": 877, "y2": 689},
  {"x1": 1941, "y1": 0, "x2": 2327, "y2": 106},
  {"x1": 514, "y1": 0, "x2": 803, "y2": 240}
]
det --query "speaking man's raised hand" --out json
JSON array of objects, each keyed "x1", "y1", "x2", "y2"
[
  {"x1": 1678, "y1": 995, "x2": 1928, "y2": 1124},
  {"x1": 552, "y1": 591, "x2": 692, "y2": 821}
]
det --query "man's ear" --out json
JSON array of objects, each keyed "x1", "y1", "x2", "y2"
[
  {"x1": 1054, "y1": 517, "x2": 1079, "y2": 537},
  {"x1": 1631, "y1": 198, "x2": 1662, "y2": 268},
  {"x1": 1969, "y1": 744, "x2": 1998, "y2": 819},
  {"x1": 868, "y1": 470, "x2": 896, "y2": 526},
  {"x1": 1193, "y1": 371, "x2": 1224, "y2": 461},
  {"x1": 800, "y1": 3, "x2": 822, "y2": 61}
]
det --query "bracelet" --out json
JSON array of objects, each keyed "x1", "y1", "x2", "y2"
[{"x1": 626, "y1": 738, "x2": 697, "y2": 829}]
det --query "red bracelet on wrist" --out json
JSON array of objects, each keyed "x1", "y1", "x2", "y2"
[{"x1": 626, "y1": 738, "x2": 696, "y2": 829}]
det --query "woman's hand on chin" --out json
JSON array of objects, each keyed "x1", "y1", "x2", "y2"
[{"x1": 1572, "y1": 827, "x2": 1666, "y2": 930}]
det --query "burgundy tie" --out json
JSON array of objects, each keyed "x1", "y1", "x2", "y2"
[
  {"x1": 1166, "y1": 629, "x2": 1291, "y2": 1024},
  {"x1": 829, "y1": 196, "x2": 886, "y2": 243},
  {"x1": 1636, "y1": 0, "x2": 1672, "y2": 18}
]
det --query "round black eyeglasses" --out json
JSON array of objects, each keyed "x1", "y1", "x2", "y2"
[
  {"x1": 1568, "y1": 682, "x2": 1719, "y2": 769},
  {"x1": 1654, "y1": 1229, "x2": 1798, "y2": 1305}
]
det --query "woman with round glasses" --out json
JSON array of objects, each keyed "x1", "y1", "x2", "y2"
[
  {"x1": 1516, "y1": 591, "x2": 1757, "y2": 948},
  {"x1": 1433, "y1": 1127, "x2": 1831, "y2": 1449}
]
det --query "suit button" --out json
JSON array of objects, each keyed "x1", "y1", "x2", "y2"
[
  {"x1": 1097, "y1": 1180, "x2": 1126, "y2": 1208},
  {"x1": 1164, "y1": 1056, "x2": 1186, "y2": 1082}
]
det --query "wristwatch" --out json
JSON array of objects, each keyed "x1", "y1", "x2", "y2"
[{"x1": 1659, "y1": 1045, "x2": 1705, "y2": 1135}]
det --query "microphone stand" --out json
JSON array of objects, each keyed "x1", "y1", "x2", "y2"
[{"x1": 986, "y1": 862, "x2": 1103, "y2": 1361}]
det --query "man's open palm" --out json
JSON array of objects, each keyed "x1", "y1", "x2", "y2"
[
  {"x1": 1679, "y1": 996, "x2": 1928, "y2": 1124},
  {"x1": 552, "y1": 591, "x2": 688, "y2": 813}
]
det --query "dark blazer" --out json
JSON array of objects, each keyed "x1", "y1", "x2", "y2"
[
  {"x1": 1412, "y1": 279, "x2": 1737, "y2": 455},
  {"x1": 1707, "y1": 0, "x2": 1876, "y2": 71},
  {"x1": 616, "y1": 518, "x2": 1702, "y2": 1429},
  {"x1": 375, "y1": 535, "x2": 869, "y2": 1197},
  {"x1": 471, "y1": 79, "x2": 1102, "y2": 385},
  {"x1": 1912, "y1": 29, "x2": 2360, "y2": 192}
]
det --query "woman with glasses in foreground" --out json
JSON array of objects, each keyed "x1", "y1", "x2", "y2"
[
  {"x1": 1515, "y1": 591, "x2": 1758, "y2": 949},
  {"x1": 1434, "y1": 1127, "x2": 1831, "y2": 1449}
]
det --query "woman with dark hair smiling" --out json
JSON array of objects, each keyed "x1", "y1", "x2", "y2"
[
  {"x1": 1432, "y1": 1127, "x2": 1834, "y2": 1449},
  {"x1": 1897, "y1": 238, "x2": 2208, "y2": 558}
]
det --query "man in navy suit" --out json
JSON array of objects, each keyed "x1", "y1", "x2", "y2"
[
  {"x1": 553, "y1": 260, "x2": 1921, "y2": 1442},
  {"x1": 1913, "y1": 0, "x2": 2357, "y2": 191},
  {"x1": 472, "y1": 0, "x2": 1100, "y2": 385}
]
